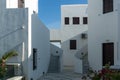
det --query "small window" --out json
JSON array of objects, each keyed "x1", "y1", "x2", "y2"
[
  {"x1": 70, "y1": 40, "x2": 77, "y2": 50},
  {"x1": 33, "y1": 48, "x2": 37, "y2": 70},
  {"x1": 73, "y1": 17, "x2": 79, "y2": 24},
  {"x1": 103, "y1": 0, "x2": 113, "y2": 14},
  {"x1": 65, "y1": 17, "x2": 69, "y2": 25},
  {"x1": 83, "y1": 17, "x2": 88, "y2": 24}
]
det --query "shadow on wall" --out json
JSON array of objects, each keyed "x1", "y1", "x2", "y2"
[{"x1": 61, "y1": 31, "x2": 88, "y2": 68}]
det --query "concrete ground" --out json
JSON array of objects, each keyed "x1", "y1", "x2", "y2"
[
  {"x1": 38, "y1": 67, "x2": 91, "y2": 80},
  {"x1": 38, "y1": 72, "x2": 81, "y2": 80}
]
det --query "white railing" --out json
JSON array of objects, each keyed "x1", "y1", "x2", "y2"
[
  {"x1": 0, "y1": 26, "x2": 25, "y2": 76},
  {"x1": 0, "y1": 26, "x2": 24, "y2": 57},
  {"x1": 0, "y1": 27, "x2": 23, "y2": 40},
  {"x1": 74, "y1": 44, "x2": 88, "y2": 60}
]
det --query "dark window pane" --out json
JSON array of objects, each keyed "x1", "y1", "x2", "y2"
[
  {"x1": 65, "y1": 17, "x2": 69, "y2": 25},
  {"x1": 83, "y1": 17, "x2": 88, "y2": 24},
  {"x1": 73, "y1": 17, "x2": 79, "y2": 24},
  {"x1": 103, "y1": 0, "x2": 113, "y2": 14},
  {"x1": 70, "y1": 40, "x2": 76, "y2": 50},
  {"x1": 33, "y1": 48, "x2": 37, "y2": 70}
]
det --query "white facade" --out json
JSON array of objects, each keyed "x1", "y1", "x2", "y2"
[
  {"x1": 50, "y1": 4, "x2": 88, "y2": 73},
  {"x1": 0, "y1": 0, "x2": 6, "y2": 10},
  {"x1": 6, "y1": 0, "x2": 38, "y2": 13},
  {"x1": 31, "y1": 14, "x2": 50, "y2": 80},
  {"x1": 50, "y1": 29, "x2": 61, "y2": 41},
  {"x1": 61, "y1": 4, "x2": 88, "y2": 66},
  {"x1": 0, "y1": 0, "x2": 50, "y2": 80},
  {"x1": 88, "y1": 0, "x2": 120, "y2": 71}
]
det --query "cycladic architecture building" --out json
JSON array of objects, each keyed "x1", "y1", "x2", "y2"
[
  {"x1": 50, "y1": 4, "x2": 88, "y2": 73},
  {"x1": 88, "y1": 0, "x2": 120, "y2": 71},
  {"x1": 0, "y1": 0, "x2": 50, "y2": 80}
]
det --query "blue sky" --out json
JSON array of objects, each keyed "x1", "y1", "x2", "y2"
[{"x1": 38, "y1": 0, "x2": 88, "y2": 29}]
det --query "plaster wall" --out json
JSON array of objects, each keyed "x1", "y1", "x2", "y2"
[
  {"x1": 61, "y1": 4, "x2": 88, "y2": 67},
  {"x1": 31, "y1": 14, "x2": 50, "y2": 80},
  {"x1": 88, "y1": 0, "x2": 119, "y2": 70}
]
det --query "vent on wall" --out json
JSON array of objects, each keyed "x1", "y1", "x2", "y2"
[{"x1": 81, "y1": 33, "x2": 87, "y2": 39}]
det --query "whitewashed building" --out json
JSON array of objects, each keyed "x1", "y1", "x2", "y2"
[
  {"x1": 88, "y1": 0, "x2": 120, "y2": 71},
  {"x1": 0, "y1": 0, "x2": 50, "y2": 80},
  {"x1": 50, "y1": 4, "x2": 88, "y2": 73}
]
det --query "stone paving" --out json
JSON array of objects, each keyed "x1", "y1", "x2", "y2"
[
  {"x1": 38, "y1": 72, "x2": 81, "y2": 80},
  {"x1": 38, "y1": 69, "x2": 91, "y2": 80}
]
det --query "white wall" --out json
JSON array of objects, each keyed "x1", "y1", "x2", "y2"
[
  {"x1": 118, "y1": 3, "x2": 120, "y2": 64},
  {"x1": 24, "y1": 1, "x2": 38, "y2": 79},
  {"x1": 6, "y1": 0, "x2": 38, "y2": 58},
  {"x1": 0, "y1": 9, "x2": 26, "y2": 56},
  {"x1": 6, "y1": 0, "x2": 38, "y2": 13},
  {"x1": 0, "y1": 7, "x2": 29, "y2": 79},
  {"x1": 50, "y1": 4, "x2": 88, "y2": 73},
  {"x1": 6, "y1": 0, "x2": 24, "y2": 8},
  {"x1": 0, "y1": 0, "x2": 6, "y2": 10},
  {"x1": 6, "y1": 0, "x2": 18, "y2": 8},
  {"x1": 74, "y1": 59, "x2": 83, "y2": 73},
  {"x1": 25, "y1": 0, "x2": 38, "y2": 13},
  {"x1": 61, "y1": 4, "x2": 88, "y2": 30},
  {"x1": 50, "y1": 29, "x2": 61, "y2": 41},
  {"x1": 61, "y1": 4, "x2": 88, "y2": 67},
  {"x1": 88, "y1": 0, "x2": 119, "y2": 70},
  {"x1": 0, "y1": 0, "x2": 47, "y2": 80},
  {"x1": 31, "y1": 14, "x2": 50, "y2": 80}
]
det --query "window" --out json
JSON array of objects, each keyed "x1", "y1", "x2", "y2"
[
  {"x1": 83, "y1": 17, "x2": 88, "y2": 24},
  {"x1": 65, "y1": 17, "x2": 69, "y2": 25},
  {"x1": 70, "y1": 40, "x2": 77, "y2": 50},
  {"x1": 103, "y1": 0, "x2": 113, "y2": 14},
  {"x1": 73, "y1": 17, "x2": 79, "y2": 24},
  {"x1": 33, "y1": 48, "x2": 37, "y2": 70}
]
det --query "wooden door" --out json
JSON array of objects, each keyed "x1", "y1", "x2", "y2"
[{"x1": 102, "y1": 43, "x2": 114, "y2": 66}]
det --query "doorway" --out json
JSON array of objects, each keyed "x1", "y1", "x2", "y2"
[
  {"x1": 48, "y1": 55, "x2": 60, "y2": 73},
  {"x1": 102, "y1": 42, "x2": 114, "y2": 66}
]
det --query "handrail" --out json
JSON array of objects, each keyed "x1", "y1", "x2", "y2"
[
  {"x1": 74, "y1": 44, "x2": 88, "y2": 60},
  {"x1": 0, "y1": 26, "x2": 25, "y2": 76},
  {"x1": 4, "y1": 42, "x2": 23, "y2": 54},
  {"x1": 0, "y1": 27, "x2": 23, "y2": 40}
]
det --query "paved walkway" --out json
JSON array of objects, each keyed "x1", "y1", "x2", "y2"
[
  {"x1": 38, "y1": 72, "x2": 81, "y2": 80},
  {"x1": 38, "y1": 69, "x2": 91, "y2": 80}
]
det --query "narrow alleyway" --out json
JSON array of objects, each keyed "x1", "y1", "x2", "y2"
[{"x1": 38, "y1": 66, "x2": 91, "y2": 80}]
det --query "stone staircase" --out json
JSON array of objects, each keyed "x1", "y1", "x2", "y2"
[
  {"x1": 0, "y1": 27, "x2": 24, "y2": 57},
  {"x1": 74, "y1": 44, "x2": 89, "y2": 74},
  {"x1": 38, "y1": 66, "x2": 82, "y2": 80},
  {"x1": 82, "y1": 54, "x2": 89, "y2": 74},
  {"x1": 0, "y1": 26, "x2": 24, "y2": 78},
  {"x1": 63, "y1": 66, "x2": 74, "y2": 72}
]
